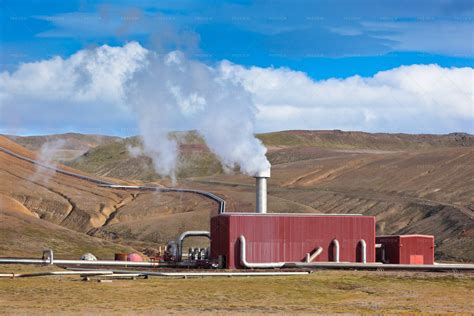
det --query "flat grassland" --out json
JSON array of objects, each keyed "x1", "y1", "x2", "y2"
[{"x1": 0, "y1": 265, "x2": 472, "y2": 314}]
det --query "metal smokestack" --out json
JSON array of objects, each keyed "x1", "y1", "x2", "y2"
[{"x1": 254, "y1": 166, "x2": 271, "y2": 214}]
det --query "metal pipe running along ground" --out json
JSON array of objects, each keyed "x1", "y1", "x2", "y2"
[
  {"x1": 67, "y1": 267, "x2": 310, "y2": 277},
  {"x1": 239, "y1": 235, "x2": 340, "y2": 268},
  {"x1": 0, "y1": 146, "x2": 226, "y2": 214},
  {"x1": 238, "y1": 235, "x2": 474, "y2": 271},
  {"x1": 0, "y1": 249, "x2": 163, "y2": 268},
  {"x1": 0, "y1": 270, "x2": 113, "y2": 278}
]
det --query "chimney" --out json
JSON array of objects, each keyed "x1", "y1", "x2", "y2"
[{"x1": 254, "y1": 166, "x2": 271, "y2": 213}]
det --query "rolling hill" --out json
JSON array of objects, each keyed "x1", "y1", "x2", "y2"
[
  {"x1": 69, "y1": 130, "x2": 474, "y2": 261},
  {"x1": 66, "y1": 130, "x2": 474, "y2": 181},
  {"x1": 0, "y1": 135, "x2": 220, "y2": 257},
  {"x1": 0, "y1": 130, "x2": 473, "y2": 261},
  {"x1": 4, "y1": 133, "x2": 120, "y2": 162}
]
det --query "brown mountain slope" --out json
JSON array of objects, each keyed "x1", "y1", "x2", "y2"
[
  {"x1": 260, "y1": 130, "x2": 474, "y2": 149},
  {"x1": 84, "y1": 142, "x2": 473, "y2": 260},
  {"x1": 0, "y1": 207, "x2": 135, "y2": 259},
  {"x1": 189, "y1": 146, "x2": 473, "y2": 261},
  {"x1": 67, "y1": 130, "x2": 474, "y2": 182},
  {"x1": 0, "y1": 135, "x2": 224, "y2": 257},
  {"x1": 4, "y1": 133, "x2": 121, "y2": 162},
  {"x1": 1, "y1": 132, "x2": 473, "y2": 262}
]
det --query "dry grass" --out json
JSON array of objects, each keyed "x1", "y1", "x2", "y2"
[{"x1": 0, "y1": 265, "x2": 472, "y2": 314}]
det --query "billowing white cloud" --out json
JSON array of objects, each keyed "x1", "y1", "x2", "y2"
[
  {"x1": 220, "y1": 62, "x2": 474, "y2": 133},
  {"x1": 0, "y1": 42, "x2": 147, "y2": 104},
  {"x1": 0, "y1": 42, "x2": 472, "y2": 143},
  {"x1": 0, "y1": 42, "x2": 148, "y2": 135}
]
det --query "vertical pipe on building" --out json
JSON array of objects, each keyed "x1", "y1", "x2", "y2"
[
  {"x1": 332, "y1": 239, "x2": 340, "y2": 263},
  {"x1": 255, "y1": 167, "x2": 271, "y2": 214},
  {"x1": 359, "y1": 239, "x2": 367, "y2": 263}
]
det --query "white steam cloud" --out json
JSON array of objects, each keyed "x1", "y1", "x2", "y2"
[
  {"x1": 29, "y1": 139, "x2": 66, "y2": 184},
  {"x1": 126, "y1": 144, "x2": 144, "y2": 158},
  {"x1": 0, "y1": 42, "x2": 270, "y2": 181},
  {"x1": 127, "y1": 50, "x2": 270, "y2": 180}
]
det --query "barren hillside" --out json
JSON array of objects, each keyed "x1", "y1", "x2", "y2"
[
  {"x1": 4, "y1": 133, "x2": 120, "y2": 162},
  {"x1": 67, "y1": 130, "x2": 474, "y2": 181},
  {"x1": 70, "y1": 130, "x2": 474, "y2": 261},
  {"x1": 0, "y1": 136, "x2": 220, "y2": 257},
  {"x1": 0, "y1": 131, "x2": 473, "y2": 261}
]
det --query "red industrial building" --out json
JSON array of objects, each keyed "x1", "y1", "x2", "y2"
[
  {"x1": 211, "y1": 213, "x2": 376, "y2": 269},
  {"x1": 376, "y1": 235, "x2": 434, "y2": 264}
]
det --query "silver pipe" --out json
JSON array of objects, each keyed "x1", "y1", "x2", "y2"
[
  {"x1": 332, "y1": 239, "x2": 340, "y2": 263},
  {"x1": 0, "y1": 145, "x2": 226, "y2": 214},
  {"x1": 0, "y1": 257, "x2": 161, "y2": 267},
  {"x1": 285, "y1": 262, "x2": 474, "y2": 270},
  {"x1": 305, "y1": 247, "x2": 323, "y2": 263},
  {"x1": 239, "y1": 235, "x2": 286, "y2": 268},
  {"x1": 359, "y1": 239, "x2": 367, "y2": 264},
  {"x1": 2, "y1": 254, "x2": 474, "y2": 272},
  {"x1": 119, "y1": 271, "x2": 310, "y2": 277},
  {"x1": 0, "y1": 259, "x2": 47, "y2": 264},
  {"x1": 238, "y1": 235, "x2": 474, "y2": 270},
  {"x1": 256, "y1": 177, "x2": 267, "y2": 214},
  {"x1": 254, "y1": 167, "x2": 270, "y2": 214},
  {"x1": 0, "y1": 270, "x2": 114, "y2": 278},
  {"x1": 101, "y1": 185, "x2": 226, "y2": 214},
  {"x1": 54, "y1": 259, "x2": 161, "y2": 267},
  {"x1": 68, "y1": 267, "x2": 310, "y2": 277},
  {"x1": 176, "y1": 231, "x2": 211, "y2": 262}
]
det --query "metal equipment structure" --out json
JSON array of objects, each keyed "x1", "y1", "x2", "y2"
[
  {"x1": 210, "y1": 213, "x2": 376, "y2": 269},
  {"x1": 175, "y1": 231, "x2": 211, "y2": 262}
]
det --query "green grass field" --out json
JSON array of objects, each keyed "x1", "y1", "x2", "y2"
[{"x1": 0, "y1": 265, "x2": 472, "y2": 314}]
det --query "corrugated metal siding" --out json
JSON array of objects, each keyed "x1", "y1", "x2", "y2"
[
  {"x1": 211, "y1": 214, "x2": 376, "y2": 269},
  {"x1": 376, "y1": 235, "x2": 434, "y2": 264},
  {"x1": 400, "y1": 235, "x2": 434, "y2": 264}
]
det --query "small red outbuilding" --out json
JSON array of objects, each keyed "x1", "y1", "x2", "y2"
[{"x1": 376, "y1": 235, "x2": 434, "y2": 265}]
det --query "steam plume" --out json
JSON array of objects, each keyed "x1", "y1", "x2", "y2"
[
  {"x1": 29, "y1": 139, "x2": 66, "y2": 184},
  {"x1": 126, "y1": 50, "x2": 270, "y2": 181}
]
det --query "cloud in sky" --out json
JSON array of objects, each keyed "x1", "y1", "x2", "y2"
[
  {"x1": 0, "y1": 42, "x2": 472, "y2": 136},
  {"x1": 222, "y1": 61, "x2": 473, "y2": 133},
  {"x1": 0, "y1": 42, "x2": 147, "y2": 135}
]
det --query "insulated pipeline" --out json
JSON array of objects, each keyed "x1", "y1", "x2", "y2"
[
  {"x1": 0, "y1": 145, "x2": 226, "y2": 213},
  {"x1": 237, "y1": 235, "x2": 474, "y2": 271},
  {"x1": 0, "y1": 270, "x2": 114, "y2": 278}
]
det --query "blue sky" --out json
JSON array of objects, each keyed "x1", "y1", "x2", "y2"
[
  {"x1": 0, "y1": 0, "x2": 473, "y2": 135},
  {"x1": 1, "y1": 0, "x2": 472, "y2": 78}
]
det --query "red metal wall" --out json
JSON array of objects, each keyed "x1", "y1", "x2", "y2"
[
  {"x1": 376, "y1": 235, "x2": 434, "y2": 264},
  {"x1": 211, "y1": 213, "x2": 376, "y2": 269}
]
